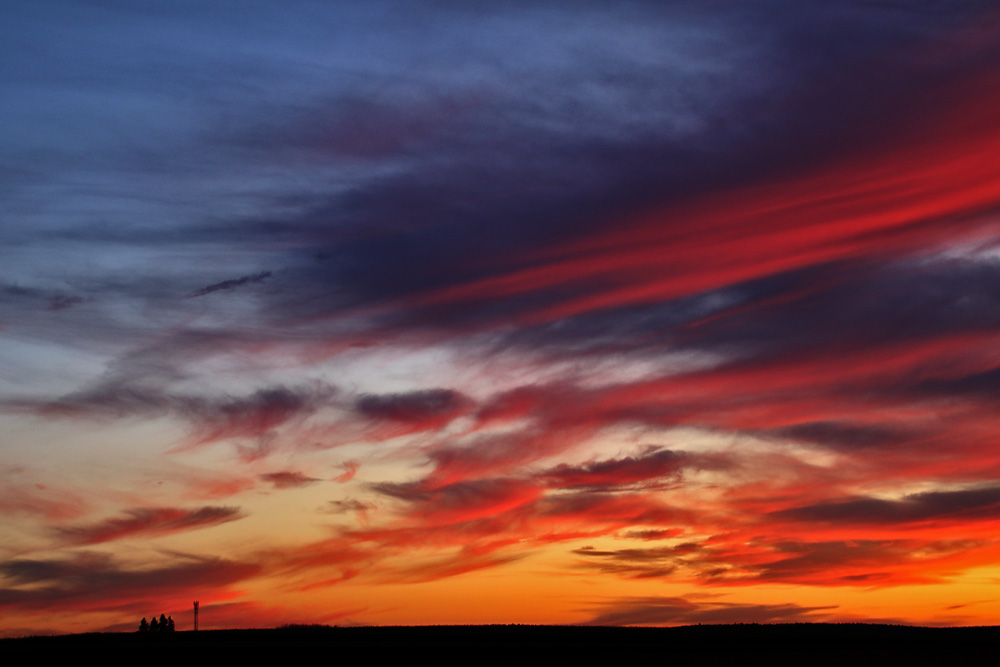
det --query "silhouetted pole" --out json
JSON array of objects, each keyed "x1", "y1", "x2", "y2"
[{"x1": 193, "y1": 601, "x2": 199, "y2": 631}]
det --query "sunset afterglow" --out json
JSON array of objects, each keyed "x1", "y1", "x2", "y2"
[{"x1": 4, "y1": 1, "x2": 1000, "y2": 636}]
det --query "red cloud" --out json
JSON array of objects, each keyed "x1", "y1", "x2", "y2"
[
  {"x1": 335, "y1": 460, "x2": 360, "y2": 483},
  {"x1": 56, "y1": 506, "x2": 244, "y2": 545},
  {"x1": 393, "y1": 64, "x2": 1000, "y2": 334},
  {"x1": 0, "y1": 484, "x2": 90, "y2": 521}
]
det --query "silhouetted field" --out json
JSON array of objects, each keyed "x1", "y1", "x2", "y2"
[{"x1": 4, "y1": 623, "x2": 998, "y2": 664}]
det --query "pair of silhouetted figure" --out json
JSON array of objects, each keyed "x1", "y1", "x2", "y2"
[{"x1": 139, "y1": 613, "x2": 175, "y2": 633}]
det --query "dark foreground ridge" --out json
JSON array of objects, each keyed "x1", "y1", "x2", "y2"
[{"x1": 5, "y1": 623, "x2": 999, "y2": 664}]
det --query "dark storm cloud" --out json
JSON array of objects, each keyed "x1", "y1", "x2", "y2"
[
  {"x1": 55, "y1": 506, "x2": 243, "y2": 545},
  {"x1": 777, "y1": 486, "x2": 1000, "y2": 525}
]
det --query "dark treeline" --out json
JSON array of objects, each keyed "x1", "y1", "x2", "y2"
[
  {"x1": 138, "y1": 614, "x2": 174, "y2": 633},
  {"x1": 7, "y1": 624, "x2": 1000, "y2": 663}
]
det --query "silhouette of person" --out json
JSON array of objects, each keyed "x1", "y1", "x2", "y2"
[{"x1": 167, "y1": 616, "x2": 175, "y2": 632}]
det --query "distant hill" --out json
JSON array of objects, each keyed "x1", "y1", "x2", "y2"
[{"x1": 4, "y1": 623, "x2": 998, "y2": 664}]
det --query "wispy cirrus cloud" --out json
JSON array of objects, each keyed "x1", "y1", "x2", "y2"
[
  {"x1": 776, "y1": 486, "x2": 1000, "y2": 526},
  {"x1": 334, "y1": 460, "x2": 360, "y2": 483},
  {"x1": 537, "y1": 448, "x2": 707, "y2": 490},
  {"x1": 55, "y1": 506, "x2": 244, "y2": 545},
  {"x1": 0, "y1": 483, "x2": 91, "y2": 522},
  {"x1": 188, "y1": 271, "x2": 272, "y2": 298},
  {"x1": 581, "y1": 595, "x2": 835, "y2": 626},
  {"x1": 0, "y1": 551, "x2": 260, "y2": 613},
  {"x1": 7, "y1": 382, "x2": 337, "y2": 449},
  {"x1": 354, "y1": 388, "x2": 473, "y2": 439},
  {"x1": 260, "y1": 471, "x2": 321, "y2": 490}
]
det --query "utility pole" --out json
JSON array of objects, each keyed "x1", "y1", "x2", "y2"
[{"x1": 193, "y1": 600, "x2": 199, "y2": 631}]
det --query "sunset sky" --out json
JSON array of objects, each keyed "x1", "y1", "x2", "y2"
[{"x1": 5, "y1": 1, "x2": 1000, "y2": 636}]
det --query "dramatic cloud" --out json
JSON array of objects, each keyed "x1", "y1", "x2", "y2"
[
  {"x1": 354, "y1": 389, "x2": 472, "y2": 437},
  {"x1": 572, "y1": 545, "x2": 685, "y2": 579},
  {"x1": 0, "y1": 552, "x2": 261, "y2": 613},
  {"x1": 765, "y1": 421, "x2": 919, "y2": 451},
  {"x1": 4, "y1": 0, "x2": 1000, "y2": 634},
  {"x1": 55, "y1": 506, "x2": 244, "y2": 545},
  {"x1": 777, "y1": 487, "x2": 1000, "y2": 525},
  {"x1": 8, "y1": 382, "x2": 337, "y2": 448},
  {"x1": 538, "y1": 448, "x2": 698, "y2": 490},
  {"x1": 735, "y1": 539, "x2": 991, "y2": 587},
  {"x1": 372, "y1": 478, "x2": 542, "y2": 525}
]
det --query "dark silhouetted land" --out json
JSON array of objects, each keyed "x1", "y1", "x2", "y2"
[{"x1": 4, "y1": 623, "x2": 998, "y2": 664}]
